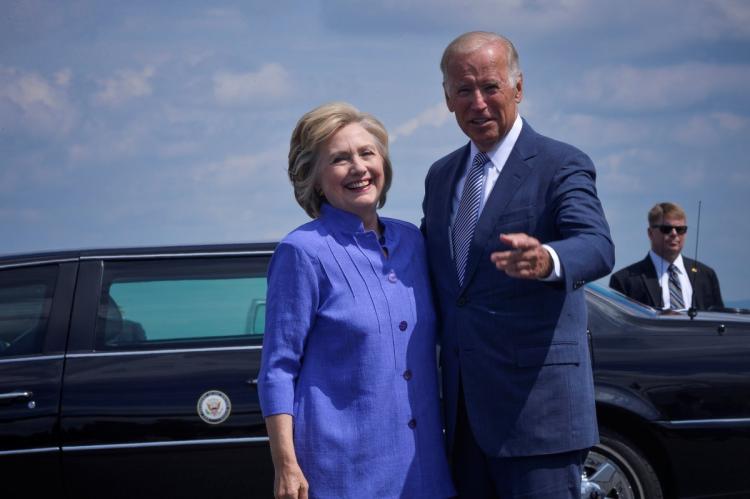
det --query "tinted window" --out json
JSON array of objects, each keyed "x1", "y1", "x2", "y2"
[
  {"x1": 95, "y1": 257, "x2": 267, "y2": 349},
  {"x1": 0, "y1": 265, "x2": 58, "y2": 357}
]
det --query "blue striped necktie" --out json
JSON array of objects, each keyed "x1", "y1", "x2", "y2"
[
  {"x1": 668, "y1": 264, "x2": 684, "y2": 309},
  {"x1": 452, "y1": 152, "x2": 490, "y2": 285}
]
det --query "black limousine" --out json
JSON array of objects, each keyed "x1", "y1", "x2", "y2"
[{"x1": 1, "y1": 243, "x2": 749, "y2": 498}]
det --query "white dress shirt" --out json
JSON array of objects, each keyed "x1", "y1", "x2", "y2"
[
  {"x1": 649, "y1": 250, "x2": 693, "y2": 310},
  {"x1": 449, "y1": 114, "x2": 563, "y2": 280}
]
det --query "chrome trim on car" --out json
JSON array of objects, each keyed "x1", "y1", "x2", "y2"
[
  {"x1": 0, "y1": 258, "x2": 77, "y2": 270},
  {"x1": 0, "y1": 447, "x2": 59, "y2": 456},
  {"x1": 0, "y1": 354, "x2": 65, "y2": 365},
  {"x1": 656, "y1": 418, "x2": 750, "y2": 429},
  {"x1": 62, "y1": 436, "x2": 270, "y2": 452},
  {"x1": 65, "y1": 345, "x2": 262, "y2": 358},
  {"x1": 0, "y1": 391, "x2": 33, "y2": 401},
  {"x1": 80, "y1": 250, "x2": 274, "y2": 261}
]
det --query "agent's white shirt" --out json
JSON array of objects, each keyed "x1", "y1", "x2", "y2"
[{"x1": 649, "y1": 250, "x2": 693, "y2": 310}]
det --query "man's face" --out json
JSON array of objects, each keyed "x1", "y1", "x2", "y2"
[
  {"x1": 443, "y1": 42, "x2": 522, "y2": 152},
  {"x1": 648, "y1": 214, "x2": 687, "y2": 262}
]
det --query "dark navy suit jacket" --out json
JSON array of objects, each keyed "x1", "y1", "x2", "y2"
[
  {"x1": 609, "y1": 255, "x2": 724, "y2": 310},
  {"x1": 421, "y1": 120, "x2": 614, "y2": 457}
]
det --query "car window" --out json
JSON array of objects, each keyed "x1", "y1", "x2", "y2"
[
  {"x1": 95, "y1": 257, "x2": 267, "y2": 349},
  {"x1": 0, "y1": 265, "x2": 57, "y2": 357}
]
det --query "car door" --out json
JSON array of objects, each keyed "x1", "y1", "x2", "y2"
[
  {"x1": 0, "y1": 260, "x2": 77, "y2": 497},
  {"x1": 591, "y1": 295, "x2": 750, "y2": 498},
  {"x1": 60, "y1": 250, "x2": 273, "y2": 498},
  {"x1": 642, "y1": 311, "x2": 750, "y2": 497}
]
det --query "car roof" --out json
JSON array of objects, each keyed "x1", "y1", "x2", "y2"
[{"x1": 0, "y1": 242, "x2": 278, "y2": 268}]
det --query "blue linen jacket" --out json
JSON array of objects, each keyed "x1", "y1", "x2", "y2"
[
  {"x1": 258, "y1": 204, "x2": 454, "y2": 499},
  {"x1": 421, "y1": 120, "x2": 615, "y2": 457}
]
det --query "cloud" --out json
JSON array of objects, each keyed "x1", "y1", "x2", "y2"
[
  {"x1": 319, "y1": 0, "x2": 750, "y2": 45},
  {"x1": 574, "y1": 63, "x2": 750, "y2": 111},
  {"x1": 678, "y1": 164, "x2": 708, "y2": 190},
  {"x1": 673, "y1": 112, "x2": 749, "y2": 146},
  {"x1": 1, "y1": 0, "x2": 78, "y2": 48},
  {"x1": 692, "y1": 0, "x2": 750, "y2": 38},
  {"x1": 390, "y1": 102, "x2": 452, "y2": 143},
  {"x1": 728, "y1": 170, "x2": 750, "y2": 188},
  {"x1": 596, "y1": 149, "x2": 650, "y2": 194},
  {"x1": 713, "y1": 112, "x2": 749, "y2": 132},
  {"x1": 0, "y1": 66, "x2": 76, "y2": 136},
  {"x1": 54, "y1": 68, "x2": 72, "y2": 86},
  {"x1": 178, "y1": 7, "x2": 249, "y2": 32},
  {"x1": 191, "y1": 148, "x2": 286, "y2": 187},
  {"x1": 213, "y1": 63, "x2": 292, "y2": 106},
  {"x1": 67, "y1": 120, "x2": 156, "y2": 163},
  {"x1": 0, "y1": 207, "x2": 42, "y2": 223},
  {"x1": 319, "y1": 0, "x2": 593, "y2": 34},
  {"x1": 542, "y1": 113, "x2": 655, "y2": 149},
  {"x1": 93, "y1": 66, "x2": 155, "y2": 106},
  {"x1": 158, "y1": 140, "x2": 202, "y2": 159}
]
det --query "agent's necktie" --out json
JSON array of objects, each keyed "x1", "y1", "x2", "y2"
[
  {"x1": 452, "y1": 152, "x2": 490, "y2": 285},
  {"x1": 668, "y1": 264, "x2": 685, "y2": 309}
]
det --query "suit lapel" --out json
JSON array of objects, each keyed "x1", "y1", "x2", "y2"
[
  {"x1": 460, "y1": 124, "x2": 535, "y2": 290},
  {"x1": 683, "y1": 257, "x2": 702, "y2": 309},
  {"x1": 642, "y1": 256, "x2": 663, "y2": 308},
  {"x1": 434, "y1": 145, "x2": 470, "y2": 292}
]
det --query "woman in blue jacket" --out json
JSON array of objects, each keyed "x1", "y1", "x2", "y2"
[{"x1": 257, "y1": 102, "x2": 454, "y2": 499}]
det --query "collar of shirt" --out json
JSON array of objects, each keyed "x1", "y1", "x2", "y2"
[
  {"x1": 649, "y1": 250, "x2": 686, "y2": 278},
  {"x1": 469, "y1": 113, "x2": 523, "y2": 184},
  {"x1": 319, "y1": 202, "x2": 395, "y2": 249},
  {"x1": 320, "y1": 202, "x2": 371, "y2": 234},
  {"x1": 451, "y1": 114, "x2": 524, "y2": 224}
]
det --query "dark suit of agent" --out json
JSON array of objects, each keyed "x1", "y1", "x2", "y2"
[
  {"x1": 610, "y1": 202, "x2": 724, "y2": 311},
  {"x1": 421, "y1": 31, "x2": 615, "y2": 499}
]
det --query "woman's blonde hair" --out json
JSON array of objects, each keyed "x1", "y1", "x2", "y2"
[{"x1": 288, "y1": 102, "x2": 393, "y2": 218}]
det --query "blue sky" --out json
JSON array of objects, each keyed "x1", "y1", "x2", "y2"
[{"x1": 2, "y1": 1, "x2": 749, "y2": 305}]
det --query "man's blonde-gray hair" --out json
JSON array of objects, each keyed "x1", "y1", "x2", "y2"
[
  {"x1": 440, "y1": 31, "x2": 521, "y2": 87},
  {"x1": 648, "y1": 202, "x2": 687, "y2": 226}
]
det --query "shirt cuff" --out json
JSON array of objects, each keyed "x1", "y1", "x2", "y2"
[
  {"x1": 258, "y1": 379, "x2": 295, "y2": 417},
  {"x1": 540, "y1": 244, "x2": 563, "y2": 282}
]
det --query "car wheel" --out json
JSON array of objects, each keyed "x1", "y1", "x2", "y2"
[{"x1": 582, "y1": 427, "x2": 663, "y2": 499}]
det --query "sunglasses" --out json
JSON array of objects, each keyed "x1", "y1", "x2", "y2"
[{"x1": 651, "y1": 224, "x2": 688, "y2": 235}]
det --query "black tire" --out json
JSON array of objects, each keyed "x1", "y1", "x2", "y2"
[{"x1": 582, "y1": 427, "x2": 663, "y2": 499}]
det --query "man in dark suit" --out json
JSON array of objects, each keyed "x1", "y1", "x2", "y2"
[
  {"x1": 421, "y1": 31, "x2": 614, "y2": 498},
  {"x1": 610, "y1": 202, "x2": 723, "y2": 310}
]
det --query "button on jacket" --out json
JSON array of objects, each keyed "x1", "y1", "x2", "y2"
[{"x1": 258, "y1": 203, "x2": 454, "y2": 499}]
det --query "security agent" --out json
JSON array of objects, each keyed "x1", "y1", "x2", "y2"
[{"x1": 610, "y1": 202, "x2": 723, "y2": 311}]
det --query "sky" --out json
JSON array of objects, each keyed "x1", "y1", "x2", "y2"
[{"x1": 1, "y1": 0, "x2": 749, "y2": 305}]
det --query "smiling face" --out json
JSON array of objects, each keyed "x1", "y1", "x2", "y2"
[
  {"x1": 443, "y1": 41, "x2": 522, "y2": 152},
  {"x1": 316, "y1": 123, "x2": 385, "y2": 229},
  {"x1": 648, "y1": 213, "x2": 687, "y2": 262}
]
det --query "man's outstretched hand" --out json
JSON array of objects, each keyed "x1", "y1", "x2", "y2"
[{"x1": 490, "y1": 233, "x2": 552, "y2": 279}]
